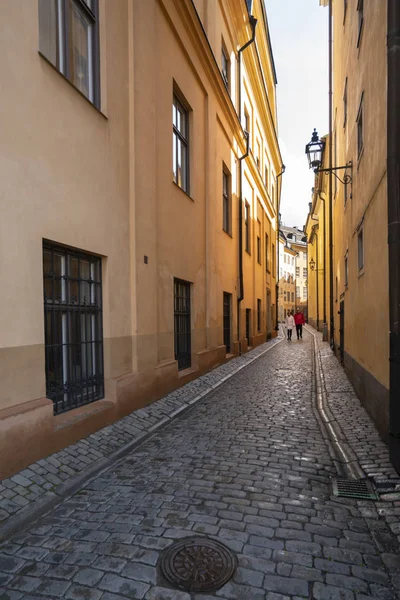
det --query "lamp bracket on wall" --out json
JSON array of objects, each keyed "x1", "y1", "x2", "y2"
[{"x1": 313, "y1": 161, "x2": 353, "y2": 185}]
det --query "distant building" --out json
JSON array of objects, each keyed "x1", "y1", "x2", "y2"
[
  {"x1": 278, "y1": 230, "x2": 297, "y2": 321},
  {"x1": 280, "y1": 226, "x2": 308, "y2": 319}
]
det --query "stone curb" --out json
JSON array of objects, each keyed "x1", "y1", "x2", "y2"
[
  {"x1": 0, "y1": 333, "x2": 284, "y2": 543},
  {"x1": 306, "y1": 324, "x2": 365, "y2": 480}
]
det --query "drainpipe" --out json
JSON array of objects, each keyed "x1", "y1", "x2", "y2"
[
  {"x1": 318, "y1": 190, "x2": 328, "y2": 341},
  {"x1": 387, "y1": 0, "x2": 400, "y2": 472},
  {"x1": 236, "y1": 15, "x2": 257, "y2": 354},
  {"x1": 328, "y1": 0, "x2": 334, "y2": 349},
  {"x1": 275, "y1": 167, "x2": 286, "y2": 330}
]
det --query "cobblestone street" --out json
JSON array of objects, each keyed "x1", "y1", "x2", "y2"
[{"x1": 1, "y1": 328, "x2": 400, "y2": 599}]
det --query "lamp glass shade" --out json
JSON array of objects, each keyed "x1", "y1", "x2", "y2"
[{"x1": 305, "y1": 129, "x2": 325, "y2": 171}]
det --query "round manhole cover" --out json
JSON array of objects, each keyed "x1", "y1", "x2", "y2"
[{"x1": 160, "y1": 537, "x2": 237, "y2": 593}]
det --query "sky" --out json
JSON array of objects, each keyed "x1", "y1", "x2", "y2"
[{"x1": 265, "y1": 0, "x2": 329, "y2": 229}]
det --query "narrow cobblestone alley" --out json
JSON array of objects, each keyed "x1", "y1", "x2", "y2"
[{"x1": 1, "y1": 331, "x2": 400, "y2": 600}]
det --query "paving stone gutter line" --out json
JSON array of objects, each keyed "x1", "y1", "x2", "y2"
[
  {"x1": 306, "y1": 324, "x2": 365, "y2": 480},
  {"x1": 0, "y1": 333, "x2": 284, "y2": 543}
]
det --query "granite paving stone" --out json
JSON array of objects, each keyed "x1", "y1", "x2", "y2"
[{"x1": 0, "y1": 328, "x2": 400, "y2": 598}]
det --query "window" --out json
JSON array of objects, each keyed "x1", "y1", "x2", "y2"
[
  {"x1": 222, "y1": 166, "x2": 231, "y2": 234},
  {"x1": 265, "y1": 233, "x2": 269, "y2": 272},
  {"x1": 343, "y1": 0, "x2": 348, "y2": 23},
  {"x1": 257, "y1": 236, "x2": 261, "y2": 264},
  {"x1": 303, "y1": 267, "x2": 307, "y2": 278},
  {"x1": 291, "y1": 292, "x2": 294, "y2": 302},
  {"x1": 303, "y1": 287, "x2": 307, "y2": 300},
  {"x1": 358, "y1": 228, "x2": 364, "y2": 270},
  {"x1": 303, "y1": 252, "x2": 307, "y2": 260},
  {"x1": 221, "y1": 45, "x2": 229, "y2": 91},
  {"x1": 174, "y1": 279, "x2": 191, "y2": 370},
  {"x1": 272, "y1": 185, "x2": 275, "y2": 206},
  {"x1": 291, "y1": 257, "x2": 294, "y2": 266},
  {"x1": 296, "y1": 286, "x2": 300, "y2": 297},
  {"x1": 38, "y1": 0, "x2": 100, "y2": 107},
  {"x1": 284, "y1": 291, "x2": 286, "y2": 301},
  {"x1": 344, "y1": 252, "x2": 349, "y2": 287},
  {"x1": 264, "y1": 162, "x2": 269, "y2": 188},
  {"x1": 296, "y1": 266, "x2": 300, "y2": 277},
  {"x1": 284, "y1": 255, "x2": 286, "y2": 264},
  {"x1": 335, "y1": 276, "x2": 338, "y2": 302},
  {"x1": 256, "y1": 139, "x2": 261, "y2": 170},
  {"x1": 245, "y1": 308, "x2": 251, "y2": 342},
  {"x1": 43, "y1": 241, "x2": 104, "y2": 415},
  {"x1": 173, "y1": 93, "x2": 190, "y2": 193},
  {"x1": 244, "y1": 108, "x2": 250, "y2": 136},
  {"x1": 357, "y1": 93, "x2": 364, "y2": 158},
  {"x1": 357, "y1": 0, "x2": 364, "y2": 47},
  {"x1": 272, "y1": 244, "x2": 275, "y2": 277},
  {"x1": 343, "y1": 78, "x2": 348, "y2": 128},
  {"x1": 257, "y1": 299, "x2": 261, "y2": 331},
  {"x1": 223, "y1": 292, "x2": 232, "y2": 353},
  {"x1": 245, "y1": 202, "x2": 250, "y2": 253}
]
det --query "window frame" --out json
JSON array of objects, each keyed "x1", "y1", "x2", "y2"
[
  {"x1": 358, "y1": 228, "x2": 364, "y2": 271},
  {"x1": 356, "y1": 92, "x2": 364, "y2": 159},
  {"x1": 343, "y1": 77, "x2": 348, "y2": 128},
  {"x1": 221, "y1": 43, "x2": 230, "y2": 92},
  {"x1": 257, "y1": 298, "x2": 262, "y2": 332},
  {"x1": 244, "y1": 201, "x2": 251, "y2": 254},
  {"x1": 265, "y1": 233, "x2": 269, "y2": 272},
  {"x1": 38, "y1": 0, "x2": 101, "y2": 108},
  {"x1": 222, "y1": 165, "x2": 232, "y2": 235},
  {"x1": 344, "y1": 251, "x2": 349, "y2": 288},
  {"x1": 173, "y1": 91, "x2": 190, "y2": 194},
  {"x1": 357, "y1": 0, "x2": 364, "y2": 48}
]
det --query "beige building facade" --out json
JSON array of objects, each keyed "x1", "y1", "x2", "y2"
[
  {"x1": 281, "y1": 226, "x2": 308, "y2": 319},
  {"x1": 0, "y1": 0, "x2": 282, "y2": 477}
]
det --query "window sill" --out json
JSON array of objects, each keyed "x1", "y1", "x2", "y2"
[
  {"x1": 38, "y1": 52, "x2": 107, "y2": 119},
  {"x1": 173, "y1": 181, "x2": 194, "y2": 201}
]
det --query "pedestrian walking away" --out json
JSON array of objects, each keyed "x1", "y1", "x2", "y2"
[
  {"x1": 294, "y1": 307, "x2": 305, "y2": 339},
  {"x1": 285, "y1": 310, "x2": 295, "y2": 341}
]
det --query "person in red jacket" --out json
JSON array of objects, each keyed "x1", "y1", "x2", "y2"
[{"x1": 294, "y1": 308, "x2": 305, "y2": 340}]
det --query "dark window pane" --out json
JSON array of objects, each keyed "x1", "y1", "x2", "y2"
[{"x1": 38, "y1": 0, "x2": 58, "y2": 65}]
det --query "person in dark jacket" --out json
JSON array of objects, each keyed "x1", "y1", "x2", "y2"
[{"x1": 294, "y1": 308, "x2": 305, "y2": 339}]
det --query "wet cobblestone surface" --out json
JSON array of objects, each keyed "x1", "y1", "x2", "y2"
[{"x1": 1, "y1": 328, "x2": 400, "y2": 599}]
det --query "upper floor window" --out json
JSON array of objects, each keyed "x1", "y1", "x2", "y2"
[
  {"x1": 296, "y1": 266, "x2": 300, "y2": 277},
  {"x1": 358, "y1": 228, "x2": 364, "y2": 270},
  {"x1": 173, "y1": 92, "x2": 190, "y2": 193},
  {"x1": 38, "y1": 0, "x2": 100, "y2": 107},
  {"x1": 303, "y1": 267, "x2": 307, "y2": 278},
  {"x1": 265, "y1": 233, "x2": 269, "y2": 272},
  {"x1": 222, "y1": 166, "x2": 231, "y2": 235},
  {"x1": 256, "y1": 139, "x2": 261, "y2": 170},
  {"x1": 344, "y1": 251, "x2": 349, "y2": 287},
  {"x1": 264, "y1": 163, "x2": 269, "y2": 189},
  {"x1": 356, "y1": 92, "x2": 364, "y2": 159},
  {"x1": 221, "y1": 45, "x2": 229, "y2": 91},
  {"x1": 343, "y1": 77, "x2": 348, "y2": 128},
  {"x1": 257, "y1": 235, "x2": 261, "y2": 264},
  {"x1": 303, "y1": 287, "x2": 307, "y2": 300},
  {"x1": 296, "y1": 286, "x2": 300, "y2": 297},
  {"x1": 272, "y1": 244, "x2": 275, "y2": 277},
  {"x1": 357, "y1": 0, "x2": 364, "y2": 47},
  {"x1": 244, "y1": 202, "x2": 251, "y2": 253},
  {"x1": 343, "y1": 0, "x2": 348, "y2": 23}
]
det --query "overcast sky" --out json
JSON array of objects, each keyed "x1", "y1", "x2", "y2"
[{"x1": 265, "y1": 0, "x2": 329, "y2": 229}]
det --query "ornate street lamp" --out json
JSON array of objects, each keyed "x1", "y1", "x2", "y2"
[
  {"x1": 305, "y1": 129, "x2": 325, "y2": 171},
  {"x1": 305, "y1": 129, "x2": 352, "y2": 184}
]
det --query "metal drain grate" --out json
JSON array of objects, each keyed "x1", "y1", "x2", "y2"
[
  {"x1": 332, "y1": 478, "x2": 378, "y2": 500},
  {"x1": 159, "y1": 537, "x2": 236, "y2": 593}
]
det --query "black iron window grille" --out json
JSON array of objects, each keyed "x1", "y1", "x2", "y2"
[
  {"x1": 38, "y1": 0, "x2": 100, "y2": 108},
  {"x1": 43, "y1": 242, "x2": 104, "y2": 415},
  {"x1": 173, "y1": 93, "x2": 189, "y2": 193},
  {"x1": 174, "y1": 278, "x2": 191, "y2": 370},
  {"x1": 223, "y1": 292, "x2": 231, "y2": 353}
]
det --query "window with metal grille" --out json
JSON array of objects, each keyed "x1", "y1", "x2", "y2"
[
  {"x1": 257, "y1": 299, "x2": 261, "y2": 331},
  {"x1": 38, "y1": 0, "x2": 100, "y2": 107},
  {"x1": 173, "y1": 93, "x2": 190, "y2": 193},
  {"x1": 223, "y1": 292, "x2": 231, "y2": 353},
  {"x1": 174, "y1": 278, "x2": 191, "y2": 370},
  {"x1": 43, "y1": 242, "x2": 104, "y2": 415}
]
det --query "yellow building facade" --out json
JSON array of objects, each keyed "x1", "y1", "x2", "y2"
[
  {"x1": 306, "y1": 1, "x2": 396, "y2": 454},
  {"x1": 0, "y1": 0, "x2": 282, "y2": 477}
]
